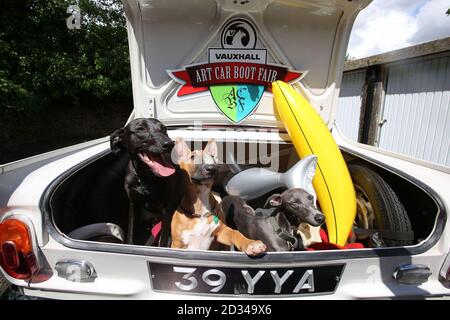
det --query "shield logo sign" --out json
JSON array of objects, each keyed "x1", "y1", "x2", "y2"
[
  {"x1": 168, "y1": 18, "x2": 305, "y2": 124},
  {"x1": 210, "y1": 84, "x2": 264, "y2": 123},
  {"x1": 209, "y1": 20, "x2": 264, "y2": 123}
]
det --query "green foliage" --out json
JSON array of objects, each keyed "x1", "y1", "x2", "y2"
[{"x1": 0, "y1": 0, "x2": 131, "y2": 113}]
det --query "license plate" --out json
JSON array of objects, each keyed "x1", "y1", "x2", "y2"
[{"x1": 149, "y1": 262, "x2": 345, "y2": 296}]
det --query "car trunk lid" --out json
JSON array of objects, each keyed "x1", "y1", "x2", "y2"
[{"x1": 122, "y1": 0, "x2": 371, "y2": 127}]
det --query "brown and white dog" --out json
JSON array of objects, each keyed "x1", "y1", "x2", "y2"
[{"x1": 170, "y1": 138, "x2": 267, "y2": 256}]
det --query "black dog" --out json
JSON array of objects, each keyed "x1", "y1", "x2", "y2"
[
  {"x1": 110, "y1": 118, "x2": 181, "y2": 246},
  {"x1": 221, "y1": 188, "x2": 325, "y2": 252}
]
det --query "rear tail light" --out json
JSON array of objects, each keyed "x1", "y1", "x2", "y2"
[{"x1": 0, "y1": 218, "x2": 40, "y2": 280}]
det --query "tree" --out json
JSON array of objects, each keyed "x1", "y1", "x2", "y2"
[
  {"x1": 345, "y1": 53, "x2": 355, "y2": 61},
  {"x1": 0, "y1": 0, "x2": 131, "y2": 113}
]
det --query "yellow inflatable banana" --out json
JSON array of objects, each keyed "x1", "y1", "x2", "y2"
[{"x1": 272, "y1": 81, "x2": 356, "y2": 246}]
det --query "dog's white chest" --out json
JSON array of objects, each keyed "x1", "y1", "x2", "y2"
[{"x1": 181, "y1": 218, "x2": 219, "y2": 250}]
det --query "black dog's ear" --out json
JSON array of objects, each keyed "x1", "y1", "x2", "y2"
[
  {"x1": 265, "y1": 194, "x2": 282, "y2": 208},
  {"x1": 110, "y1": 128, "x2": 125, "y2": 154}
]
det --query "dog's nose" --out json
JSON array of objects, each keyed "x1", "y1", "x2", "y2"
[
  {"x1": 315, "y1": 214, "x2": 325, "y2": 224},
  {"x1": 204, "y1": 164, "x2": 217, "y2": 174},
  {"x1": 162, "y1": 140, "x2": 174, "y2": 150}
]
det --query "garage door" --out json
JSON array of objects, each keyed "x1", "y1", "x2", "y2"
[
  {"x1": 378, "y1": 55, "x2": 450, "y2": 167},
  {"x1": 336, "y1": 70, "x2": 365, "y2": 141}
]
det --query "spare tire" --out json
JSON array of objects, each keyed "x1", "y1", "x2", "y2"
[{"x1": 348, "y1": 164, "x2": 414, "y2": 247}]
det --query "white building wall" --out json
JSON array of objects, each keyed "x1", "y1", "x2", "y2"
[
  {"x1": 335, "y1": 70, "x2": 366, "y2": 141},
  {"x1": 378, "y1": 54, "x2": 450, "y2": 166}
]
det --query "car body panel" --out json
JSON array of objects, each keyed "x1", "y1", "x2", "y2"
[
  {"x1": 0, "y1": 138, "x2": 108, "y2": 206},
  {"x1": 122, "y1": 0, "x2": 371, "y2": 127},
  {"x1": 15, "y1": 239, "x2": 450, "y2": 299},
  {"x1": 1, "y1": 127, "x2": 449, "y2": 299}
]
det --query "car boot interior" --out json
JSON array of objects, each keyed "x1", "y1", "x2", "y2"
[{"x1": 48, "y1": 140, "x2": 440, "y2": 250}]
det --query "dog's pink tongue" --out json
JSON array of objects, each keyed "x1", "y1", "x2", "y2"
[
  {"x1": 139, "y1": 153, "x2": 175, "y2": 177},
  {"x1": 152, "y1": 157, "x2": 176, "y2": 177}
]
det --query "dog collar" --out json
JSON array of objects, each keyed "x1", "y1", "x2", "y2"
[
  {"x1": 254, "y1": 207, "x2": 279, "y2": 218},
  {"x1": 191, "y1": 211, "x2": 220, "y2": 225},
  {"x1": 179, "y1": 202, "x2": 220, "y2": 223},
  {"x1": 130, "y1": 160, "x2": 143, "y2": 185},
  {"x1": 267, "y1": 216, "x2": 304, "y2": 251}
]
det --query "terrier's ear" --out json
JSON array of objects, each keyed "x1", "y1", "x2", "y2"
[
  {"x1": 204, "y1": 139, "x2": 218, "y2": 159},
  {"x1": 110, "y1": 128, "x2": 125, "y2": 154},
  {"x1": 171, "y1": 138, "x2": 191, "y2": 164},
  {"x1": 265, "y1": 194, "x2": 282, "y2": 208}
]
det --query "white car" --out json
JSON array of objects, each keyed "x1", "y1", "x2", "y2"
[{"x1": 1, "y1": 0, "x2": 449, "y2": 299}]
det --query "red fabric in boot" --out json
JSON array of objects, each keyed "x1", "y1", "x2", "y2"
[
  {"x1": 306, "y1": 229, "x2": 364, "y2": 251},
  {"x1": 151, "y1": 221, "x2": 162, "y2": 240}
]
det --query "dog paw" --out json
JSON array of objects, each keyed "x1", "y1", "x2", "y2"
[{"x1": 245, "y1": 241, "x2": 266, "y2": 256}]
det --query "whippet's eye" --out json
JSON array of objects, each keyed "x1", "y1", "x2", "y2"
[
  {"x1": 190, "y1": 154, "x2": 195, "y2": 160},
  {"x1": 307, "y1": 195, "x2": 314, "y2": 201}
]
